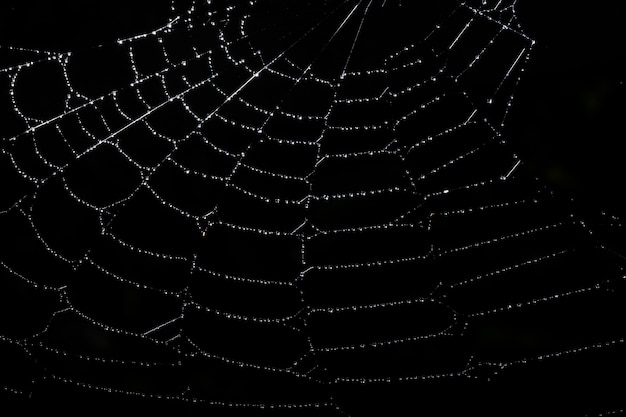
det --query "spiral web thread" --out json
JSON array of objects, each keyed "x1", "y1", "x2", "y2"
[{"x1": 0, "y1": 0, "x2": 624, "y2": 414}]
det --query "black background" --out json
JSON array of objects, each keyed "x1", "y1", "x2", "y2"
[
  {"x1": 0, "y1": 1, "x2": 624, "y2": 415},
  {"x1": 0, "y1": 0, "x2": 624, "y2": 212}
]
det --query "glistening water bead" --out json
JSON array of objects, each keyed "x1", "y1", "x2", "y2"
[{"x1": 0, "y1": 1, "x2": 624, "y2": 415}]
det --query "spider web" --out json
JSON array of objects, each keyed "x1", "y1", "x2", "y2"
[{"x1": 0, "y1": 0, "x2": 624, "y2": 415}]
